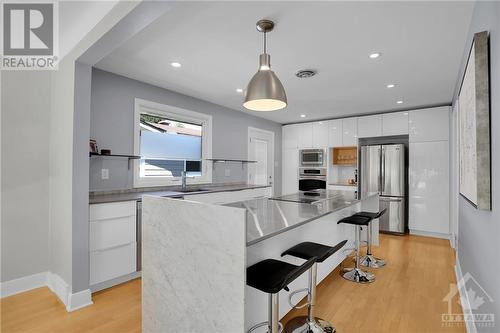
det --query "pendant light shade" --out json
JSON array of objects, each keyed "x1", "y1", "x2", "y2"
[{"x1": 243, "y1": 20, "x2": 287, "y2": 112}]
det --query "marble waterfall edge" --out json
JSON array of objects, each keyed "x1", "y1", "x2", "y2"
[{"x1": 142, "y1": 196, "x2": 246, "y2": 333}]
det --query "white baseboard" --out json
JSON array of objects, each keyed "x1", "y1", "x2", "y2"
[
  {"x1": 67, "y1": 289, "x2": 93, "y2": 312},
  {"x1": 0, "y1": 272, "x2": 48, "y2": 298},
  {"x1": 47, "y1": 271, "x2": 70, "y2": 306},
  {"x1": 2, "y1": 271, "x2": 92, "y2": 312},
  {"x1": 455, "y1": 255, "x2": 477, "y2": 333},
  {"x1": 409, "y1": 229, "x2": 451, "y2": 240}
]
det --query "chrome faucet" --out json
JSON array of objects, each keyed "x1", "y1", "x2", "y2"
[{"x1": 181, "y1": 171, "x2": 187, "y2": 190}]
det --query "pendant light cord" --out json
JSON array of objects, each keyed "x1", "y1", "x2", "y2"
[{"x1": 263, "y1": 31, "x2": 267, "y2": 54}]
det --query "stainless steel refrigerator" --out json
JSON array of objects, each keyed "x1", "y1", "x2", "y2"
[{"x1": 360, "y1": 144, "x2": 406, "y2": 234}]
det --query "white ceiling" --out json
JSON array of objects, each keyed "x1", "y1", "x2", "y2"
[{"x1": 96, "y1": 1, "x2": 474, "y2": 124}]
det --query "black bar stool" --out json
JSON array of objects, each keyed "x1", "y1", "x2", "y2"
[
  {"x1": 337, "y1": 214, "x2": 374, "y2": 283},
  {"x1": 353, "y1": 208, "x2": 387, "y2": 268},
  {"x1": 247, "y1": 257, "x2": 317, "y2": 333},
  {"x1": 281, "y1": 240, "x2": 348, "y2": 333}
]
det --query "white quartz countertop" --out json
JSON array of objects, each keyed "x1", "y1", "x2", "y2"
[{"x1": 225, "y1": 190, "x2": 375, "y2": 246}]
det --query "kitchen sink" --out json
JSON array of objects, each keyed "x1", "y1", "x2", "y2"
[{"x1": 176, "y1": 188, "x2": 211, "y2": 193}]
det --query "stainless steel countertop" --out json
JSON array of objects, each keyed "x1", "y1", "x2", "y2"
[
  {"x1": 89, "y1": 183, "x2": 270, "y2": 204},
  {"x1": 225, "y1": 190, "x2": 375, "y2": 246}
]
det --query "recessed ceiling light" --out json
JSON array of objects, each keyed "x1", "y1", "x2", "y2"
[
  {"x1": 386, "y1": 84, "x2": 395, "y2": 88},
  {"x1": 300, "y1": 114, "x2": 306, "y2": 118},
  {"x1": 236, "y1": 88, "x2": 243, "y2": 93},
  {"x1": 170, "y1": 62, "x2": 182, "y2": 68},
  {"x1": 397, "y1": 100, "x2": 404, "y2": 104},
  {"x1": 369, "y1": 52, "x2": 381, "y2": 59}
]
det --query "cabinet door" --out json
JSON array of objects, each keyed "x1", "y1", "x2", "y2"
[
  {"x1": 409, "y1": 141, "x2": 449, "y2": 235},
  {"x1": 312, "y1": 121, "x2": 329, "y2": 148},
  {"x1": 282, "y1": 149, "x2": 299, "y2": 195},
  {"x1": 357, "y1": 115, "x2": 382, "y2": 138},
  {"x1": 283, "y1": 124, "x2": 299, "y2": 149},
  {"x1": 409, "y1": 106, "x2": 450, "y2": 142},
  {"x1": 297, "y1": 123, "x2": 313, "y2": 148},
  {"x1": 342, "y1": 118, "x2": 358, "y2": 146},
  {"x1": 382, "y1": 112, "x2": 409, "y2": 136},
  {"x1": 328, "y1": 119, "x2": 342, "y2": 147}
]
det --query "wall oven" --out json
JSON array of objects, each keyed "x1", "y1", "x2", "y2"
[
  {"x1": 299, "y1": 167, "x2": 327, "y2": 192},
  {"x1": 300, "y1": 149, "x2": 325, "y2": 167}
]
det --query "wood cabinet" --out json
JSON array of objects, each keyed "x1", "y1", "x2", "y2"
[
  {"x1": 357, "y1": 115, "x2": 382, "y2": 138},
  {"x1": 332, "y1": 146, "x2": 357, "y2": 165}
]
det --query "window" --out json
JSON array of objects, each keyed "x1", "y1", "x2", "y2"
[{"x1": 134, "y1": 99, "x2": 212, "y2": 187}]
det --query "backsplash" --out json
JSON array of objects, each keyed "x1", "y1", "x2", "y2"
[{"x1": 89, "y1": 159, "x2": 248, "y2": 192}]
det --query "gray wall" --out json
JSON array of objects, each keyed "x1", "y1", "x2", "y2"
[
  {"x1": 90, "y1": 68, "x2": 282, "y2": 193},
  {"x1": 1, "y1": 71, "x2": 50, "y2": 282},
  {"x1": 453, "y1": 2, "x2": 500, "y2": 331}
]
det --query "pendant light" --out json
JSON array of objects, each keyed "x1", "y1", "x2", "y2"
[{"x1": 243, "y1": 19, "x2": 287, "y2": 112}]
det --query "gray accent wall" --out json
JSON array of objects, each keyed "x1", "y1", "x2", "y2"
[
  {"x1": 453, "y1": 2, "x2": 500, "y2": 331},
  {"x1": 90, "y1": 68, "x2": 282, "y2": 193},
  {"x1": 1, "y1": 71, "x2": 50, "y2": 282}
]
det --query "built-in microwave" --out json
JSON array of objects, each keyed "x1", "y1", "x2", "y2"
[{"x1": 300, "y1": 149, "x2": 325, "y2": 166}]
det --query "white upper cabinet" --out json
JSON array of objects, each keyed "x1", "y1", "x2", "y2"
[
  {"x1": 342, "y1": 118, "x2": 358, "y2": 146},
  {"x1": 297, "y1": 123, "x2": 313, "y2": 148},
  {"x1": 328, "y1": 119, "x2": 343, "y2": 147},
  {"x1": 357, "y1": 115, "x2": 382, "y2": 138},
  {"x1": 282, "y1": 148, "x2": 299, "y2": 195},
  {"x1": 312, "y1": 121, "x2": 329, "y2": 148},
  {"x1": 382, "y1": 112, "x2": 409, "y2": 136},
  {"x1": 409, "y1": 106, "x2": 450, "y2": 142},
  {"x1": 283, "y1": 124, "x2": 300, "y2": 149}
]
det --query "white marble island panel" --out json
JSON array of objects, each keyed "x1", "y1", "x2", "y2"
[{"x1": 142, "y1": 191, "x2": 379, "y2": 332}]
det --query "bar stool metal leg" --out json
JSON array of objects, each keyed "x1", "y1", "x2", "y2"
[
  {"x1": 341, "y1": 225, "x2": 375, "y2": 284},
  {"x1": 248, "y1": 293, "x2": 283, "y2": 333},
  {"x1": 284, "y1": 263, "x2": 335, "y2": 333},
  {"x1": 359, "y1": 222, "x2": 386, "y2": 268}
]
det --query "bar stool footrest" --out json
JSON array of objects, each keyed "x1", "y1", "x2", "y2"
[
  {"x1": 284, "y1": 316, "x2": 336, "y2": 333},
  {"x1": 248, "y1": 321, "x2": 284, "y2": 333}
]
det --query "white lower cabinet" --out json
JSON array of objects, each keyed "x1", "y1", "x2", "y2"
[
  {"x1": 90, "y1": 243, "x2": 136, "y2": 285},
  {"x1": 89, "y1": 200, "x2": 137, "y2": 286},
  {"x1": 409, "y1": 141, "x2": 449, "y2": 236}
]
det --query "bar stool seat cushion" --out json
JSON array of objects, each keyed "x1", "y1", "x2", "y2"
[
  {"x1": 281, "y1": 240, "x2": 348, "y2": 263},
  {"x1": 353, "y1": 208, "x2": 387, "y2": 220},
  {"x1": 337, "y1": 215, "x2": 372, "y2": 226},
  {"x1": 247, "y1": 257, "x2": 316, "y2": 294}
]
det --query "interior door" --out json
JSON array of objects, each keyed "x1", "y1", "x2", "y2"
[
  {"x1": 360, "y1": 145, "x2": 381, "y2": 198},
  {"x1": 248, "y1": 127, "x2": 275, "y2": 194}
]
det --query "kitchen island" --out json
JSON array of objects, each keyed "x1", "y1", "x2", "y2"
[{"x1": 142, "y1": 190, "x2": 379, "y2": 333}]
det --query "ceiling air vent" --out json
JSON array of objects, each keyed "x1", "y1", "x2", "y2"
[{"x1": 295, "y1": 69, "x2": 317, "y2": 78}]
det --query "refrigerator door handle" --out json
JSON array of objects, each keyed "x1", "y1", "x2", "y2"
[{"x1": 381, "y1": 146, "x2": 386, "y2": 193}]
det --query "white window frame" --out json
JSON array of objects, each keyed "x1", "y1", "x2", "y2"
[{"x1": 133, "y1": 98, "x2": 212, "y2": 188}]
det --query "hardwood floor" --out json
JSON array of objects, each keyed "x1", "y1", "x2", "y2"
[{"x1": 1, "y1": 234, "x2": 464, "y2": 333}]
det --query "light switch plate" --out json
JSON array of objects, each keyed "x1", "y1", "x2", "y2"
[{"x1": 101, "y1": 169, "x2": 109, "y2": 180}]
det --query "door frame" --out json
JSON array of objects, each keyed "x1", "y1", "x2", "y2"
[{"x1": 248, "y1": 127, "x2": 275, "y2": 195}]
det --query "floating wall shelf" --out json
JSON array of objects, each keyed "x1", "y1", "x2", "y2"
[{"x1": 89, "y1": 152, "x2": 141, "y2": 169}]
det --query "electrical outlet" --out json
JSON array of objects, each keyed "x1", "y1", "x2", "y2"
[
  {"x1": 101, "y1": 169, "x2": 109, "y2": 180},
  {"x1": 225, "y1": 168, "x2": 231, "y2": 177}
]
